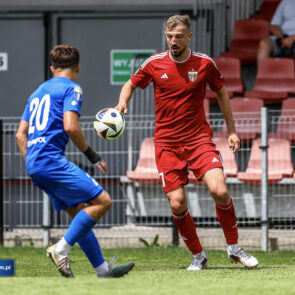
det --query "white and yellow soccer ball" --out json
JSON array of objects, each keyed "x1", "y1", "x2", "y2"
[{"x1": 93, "y1": 108, "x2": 125, "y2": 140}]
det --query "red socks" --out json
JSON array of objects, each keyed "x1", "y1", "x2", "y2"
[
  {"x1": 172, "y1": 198, "x2": 238, "y2": 253},
  {"x1": 172, "y1": 210, "x2": 202, "y2": 255},
  {"x1": 216, "y1": 198, "x2": 238, "y2": 245}
]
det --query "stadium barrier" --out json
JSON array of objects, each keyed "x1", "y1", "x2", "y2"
[
  {"x1": 0, "y1": 120, "x2": 3, "y2": 245},
  {"x1": 2, "y1": 106, "x2": 295, "y2": 250}
]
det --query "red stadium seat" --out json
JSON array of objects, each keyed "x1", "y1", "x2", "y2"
[
  {"x1": 127, "y1": 137, "x2": 160, "y2": 184},
  {"x1": 206, "y1": 57, "x2": 244, "y2": 102},
  {"x1": 213, "y1": 97, "x2": 263, "y2": 143},
  {"x1": 238, "y1": 138, "x2": 294, "y2": 184},
  {"x1": 269, "y1": 99, "x2": 295, "y2": 144},
  {"x1": 213, "y1": 137, "x2": 239, "y2": 177},
  {"x1": 244, "y1": 90, "x2": 288, "y2": 104},
  {"x1": 251, "y1": 0, "x2": 281, "y2": 21},
  {"x1": 245, "y1": 58, "x2": 295, "y2": 103},
  {"x1": 220, "y1": 19, "x2": 270, "y2": 64}
]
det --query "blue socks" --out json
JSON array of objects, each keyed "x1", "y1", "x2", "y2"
[
  {"x1": 63, "y1": 209, "x2": 105, "y2": 269},
  {"x1": 78, "y1": 230, "x2": 105, "y2": 268},
  {"x1": 64, "y1": 209, "x2": 97, "y2": 246}
]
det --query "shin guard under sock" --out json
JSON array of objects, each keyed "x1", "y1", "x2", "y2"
[
  {"x1": 172, "y1": 210, "x2": 202, "y2": 255},
  {"x1": 78, "y1": 230, "x2": 105, "y2": 268},
  {"x1": 216, "y1": 198, "x2": 238, "y2": 245},
  {"x1": 64, "y1": 209, "x2": 97, "y2": 246}
]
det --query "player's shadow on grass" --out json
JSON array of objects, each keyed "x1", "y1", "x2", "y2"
[
  {"x1": 178, "y1": 265, "x2": 287, "y2": 271},
  {"x1": 203, "y1": 266, "x2": 260, "y2": 271}
]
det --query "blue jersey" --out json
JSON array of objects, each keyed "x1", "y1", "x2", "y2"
[{"x1": 21, "y1": 77, "x2": 84, "y2": 175}]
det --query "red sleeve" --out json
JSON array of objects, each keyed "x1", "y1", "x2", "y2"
[
  {"x1": 131, "y1": 65, "x2": 153, "y2": 89},
  {"x1": 207, "y1": 60, "x2": 224, "y2": 92}
]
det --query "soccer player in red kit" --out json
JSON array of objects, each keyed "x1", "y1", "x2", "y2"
[{"x1": 116, "y1": 15, "x2": 258, "y2": 270}]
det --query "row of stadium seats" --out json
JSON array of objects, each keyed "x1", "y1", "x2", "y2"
[
  {"x1": 219, "y1": 0, "x2": 282, "y2": 64},
  {"x1": 219, "y1": 19, "x2": 270, "y2": 64},
  {"x1": 206, "y1": 57, "x2": 295, "y2": 104},
  {"x1": 250, "y1": 0, "x2": 281, "y2": 22},
  {"x1": 126, "y1": 0, "x2": 293, "y2": 188},
  {"x1": 205, "y1": 97, "x2": 295, "y2": 144},
  {"x1": 126, "y1": 136, "x2": 295, "y2": 186}
]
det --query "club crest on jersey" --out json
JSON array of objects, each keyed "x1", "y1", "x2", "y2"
[{"x1": 188, "y1": 70, "x2": 198, "y2": 82}]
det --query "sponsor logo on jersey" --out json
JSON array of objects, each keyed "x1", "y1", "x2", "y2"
[
  {"x1": 74, "y1": 87, "x2": 83, "y2": 100},
  {"x1": 161, "y1": 73, "x2": 168, "y2": 79},
  {"x1": 188, "y1": 70, "x2": 198, "y2": 82},
  {"x1": 27, "y1": 137, "x2": 46, "y2": 147}
]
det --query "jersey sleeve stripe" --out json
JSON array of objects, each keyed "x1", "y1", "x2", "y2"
[
  {"x1": 192, "y1": 52, "x2": 218, "y2": 70},
  {"x1": 141, "y1": 51, "x2": 168, "y2": 69}
]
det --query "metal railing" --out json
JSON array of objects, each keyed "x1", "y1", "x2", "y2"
[{"x1": 1, "y1": 105, "x2": 295, "y2": 250}]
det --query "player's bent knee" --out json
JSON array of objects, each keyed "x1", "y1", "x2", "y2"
[
  {"x1": 169, "y1": 198, "x2": 187, "y2": 213},
  {"x1": 210, "y1": 185, "x2": 229, "y2": 201},
  {"x1": 91, "y1": 190, "x2": 112, "y2": 209},
  {"x1": 101, "y1": 191, "x2": 112, "y2": 210},
  {"x1": 211, "y1": 190, "x2": 231, "y2": 206}
]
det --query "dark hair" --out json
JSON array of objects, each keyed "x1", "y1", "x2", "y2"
[
  {"x1": 50, "y1": 45, "x2": 80, "y2": 69},
  {"x1": 166, "y1": 15, "x2": 191, "y2": 31}
]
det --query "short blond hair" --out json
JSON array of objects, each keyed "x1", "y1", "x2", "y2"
[{"x1": 166, "y1": 15, "x2": 190, "y2": 31}]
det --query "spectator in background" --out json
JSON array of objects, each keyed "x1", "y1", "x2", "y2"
[{"x1": 257, "y1": 0, "x2": 295, "y2": 59}]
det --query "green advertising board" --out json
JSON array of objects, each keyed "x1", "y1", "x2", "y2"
[{"x1": 111, "y1": 49, "x2": 155, "y2": 85}]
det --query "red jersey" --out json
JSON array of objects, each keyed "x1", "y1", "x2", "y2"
[{"x1": 131, "y1": 50, "x2": 224, "y2": 146}]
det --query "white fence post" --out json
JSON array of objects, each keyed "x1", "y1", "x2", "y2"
[
  {"x1": 261, "y1": 107, "x2": 268, "y2": 251},
  {"x1": 43, "y1": 192, "x2": 51, "y2": 247}
]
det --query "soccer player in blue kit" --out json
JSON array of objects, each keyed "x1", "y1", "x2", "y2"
[{"x1": 16, "y1": 45, "x2": 134, "y2": 278}]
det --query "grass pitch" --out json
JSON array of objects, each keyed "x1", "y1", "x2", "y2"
[{"x1": 0, "y1": 246, "x2": 295, "y2": 295}]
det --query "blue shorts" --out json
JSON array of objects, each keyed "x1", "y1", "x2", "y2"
[{"x1": 30, "y1": 161, "x2": 103, "y2": 211}]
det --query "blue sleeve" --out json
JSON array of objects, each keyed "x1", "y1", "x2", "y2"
[
  {"x1": 63, "y1": 85, "x2": 84, "y2": 116},
  {"x1": 21, "y1": 102, "x2": 30, "y2": 122}
]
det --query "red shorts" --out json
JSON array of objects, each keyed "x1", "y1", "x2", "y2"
[{"x1": 155, "y1": 141, "x2": 223, "y2": 193}]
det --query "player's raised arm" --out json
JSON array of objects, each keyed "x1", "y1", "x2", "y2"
[
  {"x1": 216, "y1": 86, "x2": 240, "y2": 153},
  {"x1": 63, "y1": 110, "x2": 108, "y2": 173},
  {"x1": 115, "y1": 79, "x2": 137, "y2": 114}
]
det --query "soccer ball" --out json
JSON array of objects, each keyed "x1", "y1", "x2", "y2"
[{"x1": 93, "y1": 108, "x2": 125, "y2": 140}]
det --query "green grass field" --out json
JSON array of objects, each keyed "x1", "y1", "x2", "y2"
[{"x1": 0, "y1": 246, "x2": 295, "y2": 295}]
